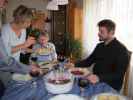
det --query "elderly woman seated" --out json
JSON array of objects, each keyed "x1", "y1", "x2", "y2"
[{"x1": 31, "y1": 32, "x2": 57, "y2": 64}]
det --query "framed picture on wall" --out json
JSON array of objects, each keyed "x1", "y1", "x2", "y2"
[
  {"x1": 0, "y1": 9, "x2": 2, "y2": 30},
  {"x1": 0, "y1": 8, "x2": 6, "y2": 31},
  {"x1": 1, "y1": 8, "x2": 6, "y2": 24}
]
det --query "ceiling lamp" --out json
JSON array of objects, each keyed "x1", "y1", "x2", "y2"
[
  {"x1": 0, "y1": 0, "x2": 8, "y2": 8},
  {"x1": 55, "y1": 0, "x2": 69, "y2": 5},
  {"x1": 46, "y1": 0, "x2": 59, "y2": 11}
]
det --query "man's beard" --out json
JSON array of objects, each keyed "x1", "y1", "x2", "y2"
[
  {"x1": 99, "y1": 37, "x2": 104, "y2": 41},
  {"x1": 99, "y1": 37, "x2": 107, "y2": 42},
  {"x1": 99, "y1": 38, "x2": 103, "y2": 41}
]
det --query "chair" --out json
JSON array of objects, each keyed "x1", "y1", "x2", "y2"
[
  {"x1": 122, "y1": 51, "x2": 132, "y2": 96},
  {"x1": 0, "y1": 79, "x2": 5, "y2": 99}
]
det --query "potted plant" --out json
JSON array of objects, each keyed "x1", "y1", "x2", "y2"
[{"x1": 65, "y1": 33, "x2": 82, "y2": 61}]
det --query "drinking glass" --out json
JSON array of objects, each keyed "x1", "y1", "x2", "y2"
[{"x1": 78, "y1": 78, "x2": 89, "y2": 97}]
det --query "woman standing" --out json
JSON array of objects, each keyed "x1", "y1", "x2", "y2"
[{"x1": 1, "y1": 5, "x2": 36, "y2": 61}]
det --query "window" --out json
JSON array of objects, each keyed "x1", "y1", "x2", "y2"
[{"x1": 83, "y1": 0, "x2": 133, "y2": 56}]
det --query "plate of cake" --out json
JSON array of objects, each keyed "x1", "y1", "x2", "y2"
[
  {"x1": 90, "y1": 93, "x2": 127, "y2": 100},
  {"x1": 12, "y1": 74, "x2": 32, "y2": 81},
  {"x1": 70, "y1": 68, "x2": 90, "y2": 78},
  {"x1": 37, "y1": 48, "x2": 52, "y2": 56}
]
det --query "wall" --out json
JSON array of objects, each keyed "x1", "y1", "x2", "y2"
[
  {"x1": 6, "y1": 0, "x2": 48, "y2": 22},
  {"x1": 75, "y1": 0, "x2": 83, "y2": 8},
  {"x1": 5, "y1": 0, "x2": 83, "y2": 40},
  {"x1": 68, "y1": 0, "x2": 83, "y2": 40},
  {"x1": 74, "y1": 0, "x2": 83, "y2": 40}
]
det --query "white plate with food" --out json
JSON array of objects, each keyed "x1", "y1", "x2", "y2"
[
  {"x1": 37, "y1": 48, "x2": 52, "y2": 56},
  {"x1": 12, "y1": 74, "x2": 32, "y2": 81},
  {"x1": 38, "y1": 61, "x2": 58, "y2": 69},
  {"x1": 70, "y1": 68, "x2": 90, "y2": 78},
  {"x1": 49, "y1": 94, "x2": 85, "y2": 100},
  {"x1": 40, "y1": 63, "x2": 55, "y2": 69},
  {"x1": 90, "y1": 93, "x2": 128, "y2": 100}
]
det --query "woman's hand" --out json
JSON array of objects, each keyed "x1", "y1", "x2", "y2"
[
  {"x1": 24, "y1": 36, "x2": 36, "y2": 48},
  {"x1": 11, "y1": 36, "x2": 35, "y2": 54},
  {"x1": 30, "y1": 64, "x2": 42, "y2": 77},
  {"x1": 24, "y1": 48, "x2": 33, "y2": 53}
]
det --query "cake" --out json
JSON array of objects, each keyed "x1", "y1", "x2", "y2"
[{"x1": 44, "y1": 71, "x2": 74, "y2": 94}]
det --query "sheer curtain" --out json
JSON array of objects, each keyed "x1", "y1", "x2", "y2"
[{"x1": 83, "y1": 0, "x2": 133, "y2": 97}]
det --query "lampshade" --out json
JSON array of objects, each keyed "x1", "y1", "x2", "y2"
[
  {"x1": 54, "y1": 0, "x2": 69, "y2": 5},
  {"x1": 0, "y1": 0, "x2": 8, "y2": 8},
  {"x1": 46, "y1": 1, "x2": 59, "y2": 10}
]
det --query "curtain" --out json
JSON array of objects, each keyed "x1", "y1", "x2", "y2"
[
  {"x1": 83, "y1": 0, "x2": 133, "y2": 97},
  {"x1": 128, "y1": 55, "x2": 133, "y2": 98}
]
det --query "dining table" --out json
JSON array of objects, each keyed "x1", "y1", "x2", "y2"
[
  {"x1": 1, "y1": 72, "x2": 117, "y2": 100},
  {"x1": 1, "y1": 60, "x2": 118, "y2": 100}
]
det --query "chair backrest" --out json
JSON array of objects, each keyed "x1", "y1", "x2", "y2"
[
  {"x1": 122, "y1": 51, "x2": 132, "y2": 96},
  {"x1": 0, "y1": 79, "x2": 5, "y2": 98}
]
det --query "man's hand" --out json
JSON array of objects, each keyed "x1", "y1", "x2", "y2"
[
  {"x1": 87, "y1": 74, "x2": 99, "y2": 84},
  {"x1": 64, "y1": 62, "x2": 75, "y2": 69}
]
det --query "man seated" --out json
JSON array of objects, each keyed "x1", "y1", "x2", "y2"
[{"x1": 69, "y1": 19, "x2": 130, "y2": 91}]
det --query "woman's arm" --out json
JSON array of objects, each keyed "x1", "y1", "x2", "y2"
[{"x1": 11, "y1": 36, "x2": 36, "y2": 54}]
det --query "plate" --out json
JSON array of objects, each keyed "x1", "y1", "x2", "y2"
[
  {"x1": 70, "y1": 68, "x2": 90, "y2": 78},
  {"x1": 12, "y1": 74, "x2": 32, "y2": 81},
  {"x1": 49, "y1": 94, "x2": 84, "y2": 100},
  {"x1": 37, "y1": 48, "x2": 52, "y2": 56},
  {"x1": 90, "y1": 93, "x2": 127, "y2": 100},
  {"x1": 40, "y1": 63, "x2": 56, "y2": 69}
]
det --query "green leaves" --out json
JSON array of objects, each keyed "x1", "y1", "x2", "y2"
[{"x1": 65, "y1": 33, "x2": 82, "y2": 60}]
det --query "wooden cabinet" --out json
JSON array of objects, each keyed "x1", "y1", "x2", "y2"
[
  {"x1": 51, "y1": 6, "x2": 68, "y2": 55},
  {"x1": 50, "y1": 0, "x2": 83, "y2": 56}
]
